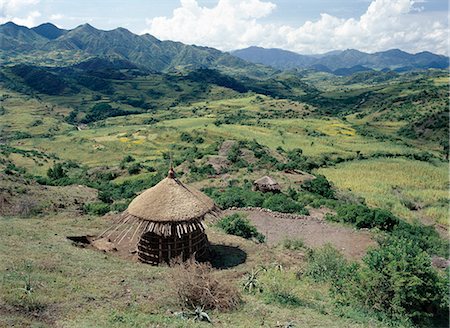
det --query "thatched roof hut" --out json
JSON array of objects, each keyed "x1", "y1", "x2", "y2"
[
  {"x1": 253, "y1": 176, "x2": 281, "y2": 193},
  {"x1": 98, "y1": 168, "x2": 219, "y2": 265}
]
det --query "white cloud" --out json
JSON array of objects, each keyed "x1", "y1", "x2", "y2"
[
  {"x1": 144, "y1": 0, "x2": 449, "y2": 55},
  {"x1": 50, "y1": 13, "x2": 63, "y2": 20},
  {"x1": 0, "y1": 0, "x2": 41, "y2": 26},
  {"x1": 0, "y1": 0, "x2": 39, "y2": 13}
]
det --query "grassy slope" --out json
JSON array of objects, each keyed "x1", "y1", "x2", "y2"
[{"x1": 0, "y1": 215, "x2": 388, "y2": 328}]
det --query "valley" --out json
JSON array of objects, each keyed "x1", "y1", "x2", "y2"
[{"x1": 0, "y1": 21, "x2": 449, "y2": 328}]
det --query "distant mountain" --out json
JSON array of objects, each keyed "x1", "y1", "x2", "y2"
[
  {"x1": 230, "y1": 46, "x2": 315, "y2": 70},
  {"x1": 0, "y1": 22, "x2": 270, "y2": 76},
  {"x1": 32, "y1": 23, "x2": 66, "y2": 40},
  {"x1": 1, "y1": 22, "x2": 448, "y2": 77},
  {"x1": 232, "y1": 47, "x2": 449, "y2": 74},
  {"x1": 0, "y1": 22, "x2": 47, "y2": 50}
]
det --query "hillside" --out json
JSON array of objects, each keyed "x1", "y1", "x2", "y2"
[
  {"x1": 0, "y1": 22, "x2": 270, "y2": 77},
  {"x1": 232, "y1": 46, "x2": 449, "y2": 74},
  {"x1": 0, "y1": 21, "x2": 449, "y2": 328}
]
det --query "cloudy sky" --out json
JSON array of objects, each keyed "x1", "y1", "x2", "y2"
[{"x1": 0, "y1": 0, "x2": 448, "y2": 54}]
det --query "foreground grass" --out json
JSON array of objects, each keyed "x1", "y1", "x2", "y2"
[{"x1": 0, "y1": 214, "x2": 390, "y2": 327}]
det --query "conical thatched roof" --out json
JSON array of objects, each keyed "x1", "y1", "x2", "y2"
[
  {"x1": 126, "y1": 170, "x2": 216, "y2": 222},
  {"x1": 253, "y1": 175, "x2": 281, "y2": 193},
  {"x1": 254, "y1": 176, "x2": 278, "y2": 186}
]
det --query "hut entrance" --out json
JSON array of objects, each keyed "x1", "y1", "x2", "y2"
[{"x1": 137, "y1": 228, "x2": 208, "y2": 265}]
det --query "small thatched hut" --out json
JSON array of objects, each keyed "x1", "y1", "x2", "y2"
[
  {"x1": 253, "y1": 176, "x2": 281, "y2": 193},
  {"x1": 98, "y1": 168, "x2": 219, "y2": 265}
]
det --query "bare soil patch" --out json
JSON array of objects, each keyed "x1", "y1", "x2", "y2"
[{"x1": 225, "y1": 208, "x2": 376, "y2": 260}]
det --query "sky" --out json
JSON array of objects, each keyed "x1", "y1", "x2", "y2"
[{"x1": 0, "y1": 0, "x2": 448, "y2": 55}]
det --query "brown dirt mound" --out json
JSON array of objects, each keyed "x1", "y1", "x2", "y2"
[
  {"x1": 206, "y1": 155, "x2": 231, "y2": 174},
  {"x1": 218, "y1": 140, "x2": 236, "y2": 156}
]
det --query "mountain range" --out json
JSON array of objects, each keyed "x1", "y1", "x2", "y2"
[
  {"x1": 0, "y1": 22, "x2": 448, "y2": 76},
  {"x1": 0, "y1": 22, "x2": 265, "y2": 76},
  {"x1": 231, "y1": 47, "x2": 449, "y2": 75}
]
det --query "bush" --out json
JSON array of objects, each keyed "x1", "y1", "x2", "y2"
[
  {"x1": 391, "y1": 221, "x2": 448, "y2": 257},
  {"x1": 262, "y1": 193, "x2": 309, "y2": 215},
  {"x1": 83, "y1": 202, "x2": 110, "y2": 215},
  {"x1": 332, "y1": 237, "x2": 449, "y2": 325},
  {"x1": 282, "y1": 238, "x2": 305, "y2": 250},
  {"x1": 122, "y1": 155, "x2": 135, "y2": 163},
  {"x1": 302, "y1": 175, "x2": 335, "y2": 199},
  {"x1": 189, "y1": 164, "x2": 215, "y2": 177},
  {"x1": 110, "y1": 202, "x2": 129, "y2": 212},
  {"x1": 330, "y1": 204, "x2": 399, "y2": 231},
  {"x1": 216, "y1": 214, "x2": 265, "y2": 243},
  {"x1": 180, "y1": 132, "x2": 193, "y2": 142},
  {"x1": 263, "y1": 281, "x2": 302, "y2": 307},
  {"x1": 47, "y1": 163, "x2": 67, "y2": 180},
  {"x1": 205, "y1": 187, "x2": 265, "y2": 209},
  {"x1": 171, "y1": 260, "x2": 241, "y2": 311},
  {"x1": 127, "y1": 162, "x2": 142, "y2": 175},
  {"x1": 305, "y1": 244, "x2": 349, "y2": 283}
]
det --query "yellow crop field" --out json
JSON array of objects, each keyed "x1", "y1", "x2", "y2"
[{"x1": 319, "y1": 158, "x2": 449, "y2": 225}]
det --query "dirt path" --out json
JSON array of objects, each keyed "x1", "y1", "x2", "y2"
[{"x1": 225, "y1": 208, "x2": 376, "y2": 260}]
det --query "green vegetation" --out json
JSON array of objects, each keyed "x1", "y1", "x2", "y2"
[
  {"x1": 302, "y1": 174, "x2": 335, "y2": 198},
  {"x1": 216, "y1": 214, "x2": 265, "y2": 243},
  {"x1": 0, "y1": 46, "x2": 448, "y2": 327},
  {"x1": 327, "y1": 204, "x2": 399, "y2": 231},
  {"x1": 204, "y1": 186, "x2": 309, "y2": 215},
  {"x1": 330, "y1": 238, "x2": 449, "y2": 326}
]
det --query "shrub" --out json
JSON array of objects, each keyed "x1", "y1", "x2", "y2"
[
  {"x1": 171, "y1": 260, "x2": 241, "y2": 311},
  {"x1": 127, "y1": 163, "x2": 141, "y2": 175},
  {"x1": 330, "y1": 204, "x2": 399, "y2": 231},
  {"x1": 282, "y1": 238, "x2": 305, "y2": 250},
  {"x1": 305, "y1": 244, "x2": 349, "y2": 283},
  {"x1": 122, "y1": 155, "x2": 135, "y2": 163},
  {"x1": 332, "y1": 237, "x2": 449, "y2": 325},
  {"x1": 391, "y1": 221, "x2": 448, "y2": 257},
  {"x1": 189, "y1": 164, "x2": 215, "y2": 177},
  {"x1": 180, "y1": 132, "x2": 193, "y2": 142},
  {"x1": 13, "y1": 197, "x2": 42, "y2": 216},
  {"x1": 263, "y1": 281, "x2": 302, "y2": 307},
  {"x1": 216, "y1": 214, "x2": 265, "y2": 243},
  {"x1": 83, "y1": 202, "x2": 110, "y2": 215},
  {"x1": 47, "y1": 163, "x2": 67, "y2": 180},
  {"x1": 262, "y1": 193, "x2": 309, "y2": 215},
  {"x1": 110, "y1": 202, "x2": 129, "y2": 212},
  {"x1": 302, "y1": 175, "x2": 335, "y2": 199},
  {"x1": 206, "y1": 187, "x2": 265, "y2": 208}
]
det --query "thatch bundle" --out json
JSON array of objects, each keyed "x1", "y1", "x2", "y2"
[
  {"x1": 98, "y1": 169, "x2": 219, "y2": 265},
  {"x1": 253, "y1": 175, "x2": 281, "y2": 193}
]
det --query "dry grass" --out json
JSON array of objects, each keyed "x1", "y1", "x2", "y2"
[{"x1": 171, "y1": 259, "x2": 241, "y2": 312}]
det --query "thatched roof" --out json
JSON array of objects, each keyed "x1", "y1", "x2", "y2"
[
  {"x1": 254, "y1": 176, "x2": 279, "y2": 187},
  {"x1": 253, "y1": 175, "x2": 281, "y2": 193},
  {"x1": 126, "y1": 169, "x2": 216, "y2": 222}
]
